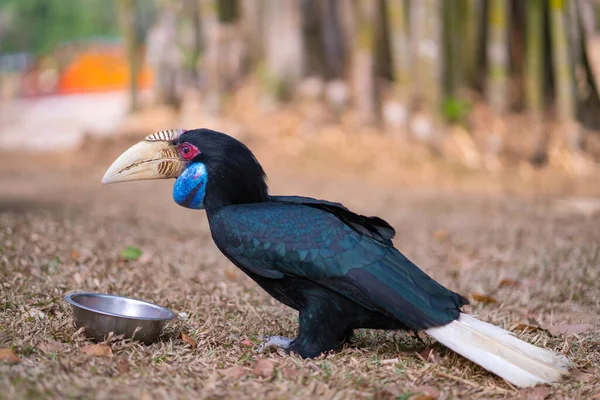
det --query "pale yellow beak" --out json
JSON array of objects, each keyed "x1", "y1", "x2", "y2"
[{"x1": 101, "y1": 139, "x2": 185, "y2": 184}]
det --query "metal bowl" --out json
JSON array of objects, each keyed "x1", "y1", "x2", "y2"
[{"x1": 64, "y1": 292, "x2": 176, "y2": 344}]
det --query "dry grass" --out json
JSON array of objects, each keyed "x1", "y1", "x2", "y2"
[{"x1": 0, "y1": 132, "x2": 599, "y2": 399}]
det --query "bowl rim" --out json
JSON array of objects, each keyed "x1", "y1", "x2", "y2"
[{"x1": 64, "y1": 292, "x2": 177, "y2": 321}]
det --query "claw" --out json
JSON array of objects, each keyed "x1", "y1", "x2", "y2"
[{"x1": 256, "y1": 335, "x2": 293, "y2": 353}]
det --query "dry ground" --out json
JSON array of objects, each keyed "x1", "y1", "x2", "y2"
[{"x1": 0, "y1": 132, "x2": 599, "y2": 399}]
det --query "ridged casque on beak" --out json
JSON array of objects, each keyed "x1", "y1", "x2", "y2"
[{"x1": 102, "y1": 130, "x2": 186, "y2": 184}]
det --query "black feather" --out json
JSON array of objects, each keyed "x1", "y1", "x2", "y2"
[{"x1": 270, "y1": 195, "x2": 396, "y2": 245}]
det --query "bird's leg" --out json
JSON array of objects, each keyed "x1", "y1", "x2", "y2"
[
  {"x1": 256, "y1": 335, "x2": 294, "y2": 353},
  {"x1": 285, "y1": 297, "x2": 353, "y2": 359}
]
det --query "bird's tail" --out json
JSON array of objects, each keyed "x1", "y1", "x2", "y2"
[{"x1": 425, "y1": 313, "x2": 571, "y2": 388}]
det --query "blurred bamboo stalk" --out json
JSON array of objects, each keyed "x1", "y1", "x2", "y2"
[
  {"x1": 263, "y1": 0, "x2": 304, "y2": 100},
  {"x1": 387, "y1": 0, "x2": 411, "y2": 108},
  {"x1": 443, "y1": 0, "x2": 462, "y2": 98},
  {"x1": 410, "y1": 0, "x2": 441, "y2": 142},
  {"x1": 550, "y1": 0, "x2": 580, "y2": 150},
  {"x1": 117, "y1": 0, "x2": 142, "y2": 112},
  {"x1": 321, "y1": 0, "x2": 346, "y2": 80},
  {"x1": 462, "y1": 0, "x2": 480, "y2": 90},
  {"x1": 487, "y1": 0, "x2": 508, "y2": 114},
  {"x1": 240, "y1": 0, "x2": 264, "y2": 70},
  {"x1": 350, "y1": 0, "x2": 378, "y2": 124},
  {"x1": 302, "y1": 0, "x2": 325, "y2": 78},
  {"x1": 526, "y1": 0, "x2": 546, "y2": 162},
  {"x1": 526, "y1": 0, "x2": 544, "y2": 116}
]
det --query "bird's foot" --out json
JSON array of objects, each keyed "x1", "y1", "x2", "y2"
[{"x1": 256, "y1": 335, "x2": 294, "y2": 354}]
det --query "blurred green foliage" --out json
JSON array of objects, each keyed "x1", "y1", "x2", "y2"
[
  {"x1": 0, "y1": 0, "x2": 119, "y2": 55},
  {"x1": 442, "y1": 97, "x2": 472, "y2": 125},
  {"x1": 120, "y1": 246, "x2": 142, "y2": 261}
]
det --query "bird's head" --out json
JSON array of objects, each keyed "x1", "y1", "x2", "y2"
[{"x1": 102, "y1": 128, "x2": 269, "y2": 213}]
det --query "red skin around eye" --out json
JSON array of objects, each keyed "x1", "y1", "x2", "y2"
[{"x1": 178, "y1": 142, "x2": 200, "y2": 160}]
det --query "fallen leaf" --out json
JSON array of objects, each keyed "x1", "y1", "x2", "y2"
[
  {"x1": 224, "y1": 365, "x2": 247, "y2": 379},
  {"x1": 572, "y1": 370, "x2": 594, "y2": 383},
  {"x1": 413, "y1": 385, "x2": 440, "y2": 398},
  {"x1": 282, "y1": 367, "x2": 300, "y2": 380},
  {"x1": 0, "y1": 348, "x2": 20, "y2": 364},
  {"x1": 70, "y1": 250, "x2": 80, "y2": 261},
  {"x1": 499, "y1": 278, "x2": 519, "y2": 288},
  {"x1": 471, "y1": 293, "x2": 497, "y2": 304},
  {"x1": 377, "y1": 384, "x2": 400, "y2": 399},
  {"x1": 512, "y1": 323, "x2": 541, "y2": 333},
  {"x1": 253, "y1": 359, "x2": 274, "y2": 378},
  {"x1": 546, "y1": 323, "x2": 592, "y2": 336},
  {"x1": 80, "y1": 344, "x2": 112, "y2": 357},
  {"x1": 224, "y1": 268, "x2": 238, "y2": 281},
  {"x1": 418, "y1": 348, "x2": 441, "y2": 363},
  {"x1": 37, "y1": 340, "x2": 67, "y2": 354},
  {"x1": 414, "y1": 396, "x2": 437, "y2": 400},
  {"x1": 518, "y1": 386, "x2": 550, "y2": 400},
  {"x1": 181, "y1": 332, "x2": 197, "y2": 349},
  {"x1": 120, "y1": 246, "x2": 142, "y2": 261},
  {"x1": 116, "y1": 357, "x2": 130, "y2": 373},
  {"x1": 433, "y1": 230, "x2": 449, "y2": 242}
]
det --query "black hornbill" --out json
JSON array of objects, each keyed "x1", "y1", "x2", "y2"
[{"x1": 102, "y1": 128, "x2": 570, "y2": 387}]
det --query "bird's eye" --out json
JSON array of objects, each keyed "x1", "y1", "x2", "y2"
[{"x1": 178, "y1": 143, "x2": 198, "y2": 160}]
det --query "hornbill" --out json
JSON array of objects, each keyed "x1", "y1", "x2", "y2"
[{"x1": 102, "y1": 128, "x2": 570, "y2": 387}]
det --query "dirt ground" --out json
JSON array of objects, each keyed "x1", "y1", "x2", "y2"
[{"x1": 1, "y1": 130, "x2": 599, "y2": 399}]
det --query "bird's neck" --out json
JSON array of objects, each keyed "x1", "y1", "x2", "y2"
[{"x1": 203, "y1": 177, "x2": 269, "y2": 216}]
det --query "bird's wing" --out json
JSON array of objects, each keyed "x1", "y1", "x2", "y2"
[
  {"x1": 210, "y1": 202, "x2": 467, "y2": 330},
  {"x1": 270, "y1": 195, "x2": 395, "y2": 245}
]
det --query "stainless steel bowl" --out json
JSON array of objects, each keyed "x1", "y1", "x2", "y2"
[{"x1": 64, "y1": 292, "x2": 176, "y2": 344}]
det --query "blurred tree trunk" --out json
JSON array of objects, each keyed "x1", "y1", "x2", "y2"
[
  {"x1": 217, "y1": 0, "x2": 243, "y2": 92},
  {"x1": 410, "y1": 0, "x2": 441, "y2": 142},
  {"x1": 202, "y1": 0, "x2": 244, "y2": 113},
  {"x1": 302, "y1": 0, "x2": 325, "y2": 78},
  {"x1": 374, "y1": 0, "x2": 393, "y2": 82},
  {"x1": 147, "y1": 1, "x2": 181, "y2": 108},
  {"x1": 263, "y1": 0, "x2": 304, "y2": 101},
  {"x1": 487, "y1": 0, "x2": 509, "y2": 114},
  {"x1": 525, "y1": 0, "x2": 544, "y2": 114},
  {"x1": 118, "y1": 0, "x2": 143, "y2": 112},
  {"x1": 200, "y1": 0, "x2": 218, "y2": 111},
  {"x1": 567, "y1": 0, "x2": 582, "y2": 76},
  {"x1": 443, "y1": 0, "x2": 462, "y2": 99},
  {"x1": 349, "y1": 0, "x2": 378, "y2": 124},
  {"x1": 526, "y1": 0, "x2": 546, "y2": 163},
  {"x1": 485, "y1": 0, "x2": 509, "y2": 161},
  {"x1": 186, "y1": 0, "x2": 203, "y2": 88},
  {"x1": 387, "y1": 0, "x2": 411, "y2": 121},
  {"x1": 550, "y1": 0, "x2": 580, "y2": 150},
  {"x1": 576, "y1": 0, "x2": 600, "y2": 129},
  {"x1": 509, "y1": 0, "x2": 525, "y2": 110},
  {"x1": 241, "y1": 0, "x2": 264, "y2": 71},
  {"x1": 462, "y1": 0, "x2": 481, "y2": 90},
  {"x1": 321, "y1": 0, "x2": 346, "y2": 80}
]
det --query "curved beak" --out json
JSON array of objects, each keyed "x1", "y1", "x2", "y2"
[{"x1": 102, "y1": 140, "x2": 185, "y2": 184}]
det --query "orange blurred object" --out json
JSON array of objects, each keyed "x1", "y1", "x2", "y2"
[{"x1": 57, "y1": 46, "x2": 152, "y2": 94}]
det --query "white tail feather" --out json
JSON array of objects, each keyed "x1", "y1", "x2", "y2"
[{"x1": 426, "y1": 314, "x2": 571, "y2": 387}]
